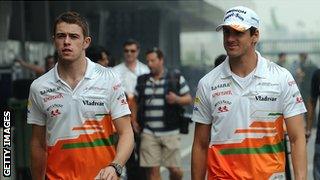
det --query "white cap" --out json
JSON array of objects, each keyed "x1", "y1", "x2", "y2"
[{"x1": 216, "y1": 6, "x2": 260, "y2": 32}]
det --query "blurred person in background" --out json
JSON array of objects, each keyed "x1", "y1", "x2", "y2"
[
  {"x1": 305, "y1": 69, "x2": 320, "y2": 179},
  {"x1": 191, "y1": 6, "x2": 307, "y2": 180},
  {"x1": 214, "y1": 54, "x2": 227, "y2": 68},
  {"x1": 27, "y1": 11, "x2": 133, "y2": 180},
  {"x1": 276, "y1": 52, "x2": 289, "y2": 69},
  {"x1": 132, "y1": 47, "x2": 192, "y2": 180},
  {"x1": 86, "y1": 45, "x2": 113, "y2": 67},
  {"x1": 16, "y1": 54, "x2": 57, "y2": 77},
  {"x1": 113, "y1": 39, "x2": 150, "y2": 180},
  {"x1": 113, "y1": 39, "x2": 150, "y2": 100},
  {"x1": 290, "y1": 52, "x2": 317, "y2": 101}
]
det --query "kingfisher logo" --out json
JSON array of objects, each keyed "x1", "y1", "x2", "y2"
[
  {"x1": 296, "y1": 96, "x2": 303, "y2": 104},
  {"x1": 218, "y1": 106, "x2": 229, "y2": 113},
  {"x1": 214, "y1": 100, "x2": 232, "y2": 107},
  {"x1": 255, "y1": 95, "x2": 277, "y2": 101},
  {"x1": 117, "y1": 93, "x2": 125, "y2": 100},
  {"x1": 288, "y1": 80, "x2": 296, "y2": 86},
  {"x1": 50, "y1": 109, "x2": 61, "y2": 117},
  {"x1": 113, "y1": 83, "x2": 121, "y2": 91},
  {"x1": 46, "y1": 104, "x2": 63, "y2": 112},
  {"x1": 82, "y1": 100, "x2": 104, "y2": 106},
  {"x1": 120, "y1": 99, "x2": 128, "y2": 105}
]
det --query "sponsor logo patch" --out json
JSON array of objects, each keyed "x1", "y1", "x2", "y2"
[
  {"x1": 50, "y1": 109, "x2": 61, "y2": 118},
  {"x1": 211, "y1": 82, "x2": 231, "y2": 91},
  {"x1": 40, "y1": 87, "x2": 61, "y2": 95},
  {"x1": 113, "y1": 83, "x2": 121, "y2": 91},
  {"x1": 288, "y1": 80, "x2": 296, "y2": 86},
  {"x1": 212, "y1": 90, "x2": 232, "y2": 97},
  {"x1": 82, "y1": 100, "x2": 104, "y2": 106},
  {"x1": 255, "y1": 95, "x2": 277, "y2": 101},
  {"x1": 43, "y1": 93, "x2": 63, "y2": 102},
  {"x1": 214, "y1": 100, "x2": 232, "y2": 107},
  {"x1": 296, "y1": 96, "x2": 303, "y2": 104},
  {"x1": 218, "y1": 105, "x2": 229, "y2": 113}
]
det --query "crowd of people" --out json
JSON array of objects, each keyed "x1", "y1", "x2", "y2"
[{"x1": 15, "y1": 5, "x2": 320, "y2": 180}]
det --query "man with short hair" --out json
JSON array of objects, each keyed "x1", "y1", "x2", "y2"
[
  {"x1": 113, "y1": 39, "x2": 150, "y2": 179},
  {"x1": 132, "y1": 47, "x2": 192, "y2": 180},
  {"x1": 191, "y1": 6, "x2": 307, "y2": 180},
  {"x1": 28, "y1": 11, "x2": 134, "y2": 179},
  {"x1": 113, "y1": 39, "x2": 150, "y2": 99}
]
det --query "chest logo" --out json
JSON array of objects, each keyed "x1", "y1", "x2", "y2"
[{"x1": 255, "y1": 95, "x2": 277, "y2": 101}]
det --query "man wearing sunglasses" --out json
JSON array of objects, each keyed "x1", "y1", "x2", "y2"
[
  {"x1": 113, "y1": 39, "x2": 150, "y2": 100},
  {"x1": 113, "y1": 39, "x2": 150, "y2": 179}
]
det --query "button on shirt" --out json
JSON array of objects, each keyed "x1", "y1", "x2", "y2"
[{"x1": 192, "y1": 51, "x2": 306, "y2": 179}]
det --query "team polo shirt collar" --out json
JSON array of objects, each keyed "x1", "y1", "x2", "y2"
[
  {"x1": 53, "y1": 57, "x2": 96, "y2": 82},
  {"x1": 221, "y1": 51, "x2": 267, "y2": 79}
]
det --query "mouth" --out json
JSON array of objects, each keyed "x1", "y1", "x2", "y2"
[
  {"x1": 226, "y1": 44, "x2": 238, "y2": 50},
  {"x1": 62, "y1": 48, "x2": 72, "y2": 54}
]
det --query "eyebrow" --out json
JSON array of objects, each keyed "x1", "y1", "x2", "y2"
[{"x1": 56, "y1": 32, "x2": 81, "y2": 37}]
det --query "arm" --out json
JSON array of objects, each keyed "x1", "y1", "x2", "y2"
[
  {"x1": 130, "y1": 96, "x2": 140, "y2": 133},
  {"x1": 191, "y1": 122, "x2": 211, "y2": 180},
  {"x1": 30, "y1": 124, "x2": 47, "y2": 180},
  {"x1": 306, "y1": 96, "x2": 316, "y2": 140},
  {"x1": 112, "y1": 115, "x2": 134, "y2": 166},
  {"x1": 96, "y1": 115, "x2": 134, "y2": 179},
  {"x1": 17, "y1": 59, "x2": 45, "y2": 75},
  {"x1": 166, "y1": 92, "x2": 192, "y2": 106},
  {"x1": 285, "y1": 114, "x2": 307, "y2": 180}
]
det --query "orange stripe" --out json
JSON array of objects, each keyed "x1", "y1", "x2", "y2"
[
  {"x1": 83, "y1": 120, "x2": 101, "y2": 126},
  {"x1": 72, "y1": 127, "x2": 103, "y2": 131},
  {"x1": 250, "y1": 121, "x2": 275, "y2": 128},
  {"x1": 46, "y1": 115, "x2": 116, "y2": 179},
  {"x1": 235, "y1": 129, "x2": 276, "y2": 133}
]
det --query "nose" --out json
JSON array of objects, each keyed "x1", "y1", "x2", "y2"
[{"x1": 64, "y1": 35, "x2": 71, "y2": 45}]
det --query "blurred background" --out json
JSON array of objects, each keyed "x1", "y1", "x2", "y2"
[{"x1": 1, "y1": 0, "x2": 319, "y2": 179}]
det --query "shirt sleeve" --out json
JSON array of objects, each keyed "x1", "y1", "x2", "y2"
[
  {"x1": 109, "y1": 70, "x2": 131, "y2": 120},
  {"x1": 179, "y1": 75, "x2": 190, "y2": 95},
  {"x1": 27, "y1": 82, "x2": 46, "y2": 126},
  {"x1": 282, "y1": 70, "x2": 307, "y2": 118},
  {"x1": 191, "y1": 78, "x2": 212, "y2": 124}
]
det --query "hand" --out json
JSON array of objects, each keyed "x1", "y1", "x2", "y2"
[
  {"x1": 132, "y1": 121, "x2": 141, "y2": 134},
  {"x1": 95, "y1": 166, "x2": 118, "y2": 180},
  {"x1": 166, "y1": 91, "x2": 179, "y2": 104}
]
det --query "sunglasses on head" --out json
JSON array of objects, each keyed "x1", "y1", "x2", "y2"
[{"x1": 124, "y1": 49, "x2": 137, "y2": 53}]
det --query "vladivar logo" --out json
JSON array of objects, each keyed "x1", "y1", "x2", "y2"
[{"x1": 2, "y1": 109, "x2": 12, "y2": 177}]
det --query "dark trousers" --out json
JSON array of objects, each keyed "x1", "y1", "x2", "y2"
[{"x1": 126, "y1": 133, "x2": 147, "y2": 180}]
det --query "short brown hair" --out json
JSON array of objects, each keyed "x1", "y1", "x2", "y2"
[
  {"x1": 123, "y1": 39, "x2": 140, "y2": 49},
  {"x1": 146, "y1": 47, "x2": 164, "y2": 59},
  {"x1": 53, "y1": 11, "x2": 89, "y2": 37}
]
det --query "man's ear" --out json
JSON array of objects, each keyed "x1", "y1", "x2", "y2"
[
  {"x1": 253, "y1": 29, "x2": 259, "y2": 44},
  {"x1": 83, "y1": 36, "x2": 92, "y2": 49}
]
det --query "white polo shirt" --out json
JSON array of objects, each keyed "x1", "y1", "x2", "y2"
[
  {"x1": 113, "y1": 60, "x2": 150, "y2": 96},
  {"x1": 27, "y1": 58, "x2": 131, "y2": 179},
  {"x1": 192, "y1": 52, "x2": 306, "y2": 179}
]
